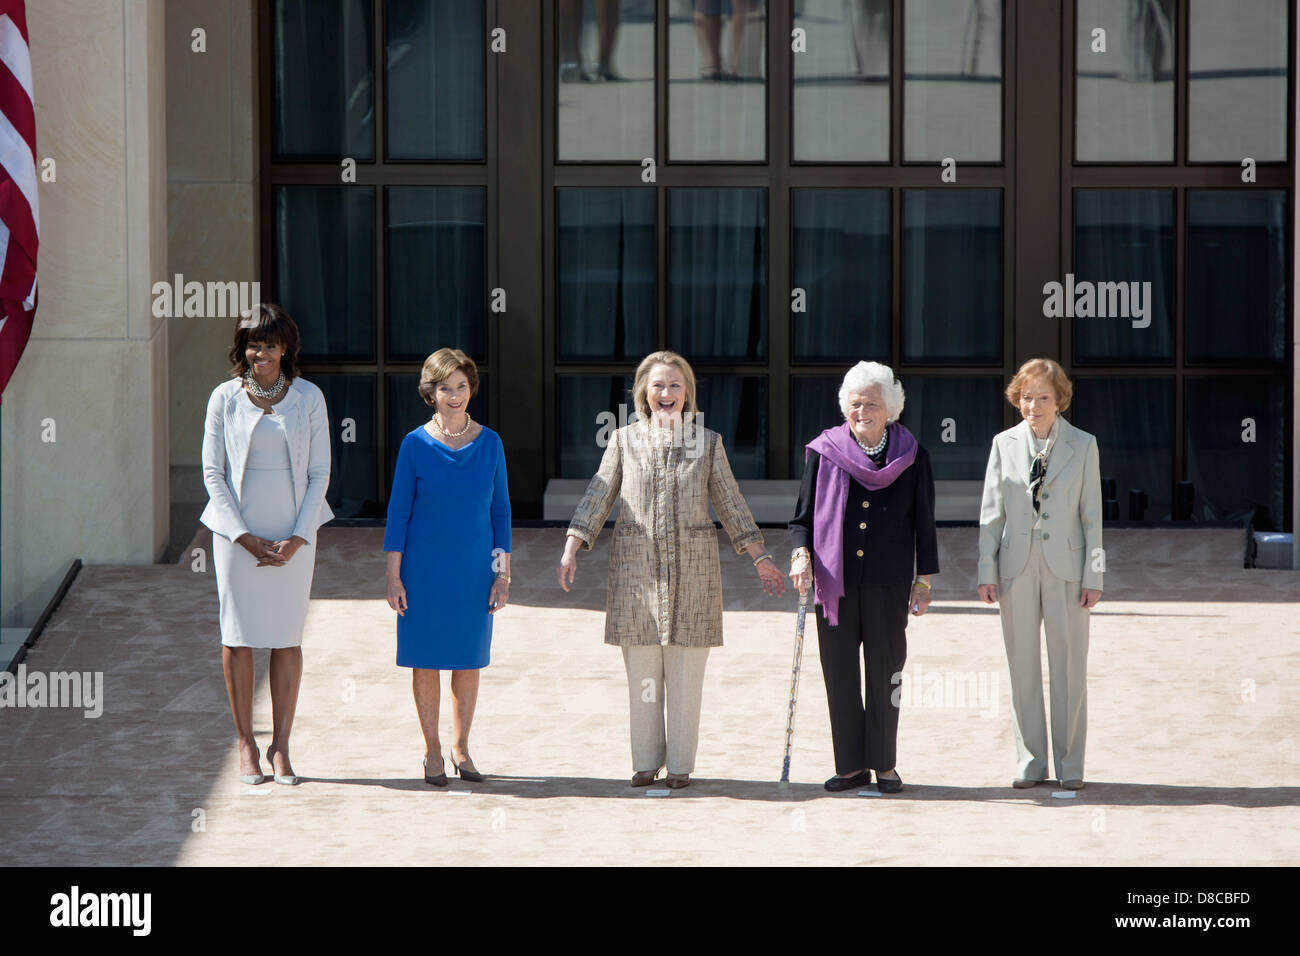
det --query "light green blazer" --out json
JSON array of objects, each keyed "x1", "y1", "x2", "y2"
[{"x1": 977, "y1": 417, "x2": 1104, "y2": 590}]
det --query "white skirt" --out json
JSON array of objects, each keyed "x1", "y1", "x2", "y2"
[{"x1": 213, "y1": 464, "x2": 315, "y2": 649}]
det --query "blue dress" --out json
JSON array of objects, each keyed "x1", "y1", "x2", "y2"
[{"x1": 383, "y1": 424, "x2": 511, "y2": 669}]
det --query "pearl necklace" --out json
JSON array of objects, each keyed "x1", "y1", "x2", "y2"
[
  {"x1": 433, "y1": 411, "x2": 473, "y2": 438},
  {"x1": 244, "y1": 369, "x2": 286, "y2": 400},
  {"x1": 855, "y1": 430, "x2": 887, "y2": 457}
]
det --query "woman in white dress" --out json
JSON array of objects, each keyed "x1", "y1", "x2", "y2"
[{"x1": 200, "y1": 304, "x2": 333, "y2": 786}]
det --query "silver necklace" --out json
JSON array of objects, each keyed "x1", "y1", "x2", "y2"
[
  {"x1": 855, "y1": 430, "x2": 887, "y2": 457},
  {"x1": 433, "y1": 411, "x2": 473, "y2": 438},
  {"x1": 244, "y1": 369, "x2": 286, "y2": 400}
]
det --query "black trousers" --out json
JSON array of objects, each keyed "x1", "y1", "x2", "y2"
[{"x1": 815, "y1": 582, "x2": 911, "y2": 774}]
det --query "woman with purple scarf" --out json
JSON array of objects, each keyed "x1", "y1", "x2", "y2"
[{"x1": 787, "y1": 362, "x2": 939, "y2": 793}]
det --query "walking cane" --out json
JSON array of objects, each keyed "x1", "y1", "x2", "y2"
[{"x1": 779, "y1": 588, "x2": 811, "y2": 787}]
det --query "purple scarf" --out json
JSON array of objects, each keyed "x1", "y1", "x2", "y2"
[{"x1": 806, "y1": 421, "x2": 918, "y2": 626}]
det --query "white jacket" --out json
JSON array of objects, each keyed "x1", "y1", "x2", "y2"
[
  {"x1": 199, "y1": 376, "x2": 335, "y2": 544},
  {"x1": 978, "y1": 416, "x2": 1104, "y2": 590}
]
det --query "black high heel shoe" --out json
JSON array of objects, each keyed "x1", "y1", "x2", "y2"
[
  {"x1": 423, "y1": 755, "x2": 448, "y2": 787},
  {"x1": 447, "y1": 752, "x2": 484, "y2": 783}
]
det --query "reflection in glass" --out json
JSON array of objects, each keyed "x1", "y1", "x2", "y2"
[
  {"x1": 669, "y1": 188, "x2": 767, "y2": 361},
  {"x1": 1071, "y1": 377, "x2": 1174, "y2": 521},
  {"x1": 557, "y1": 189, "x2": 656, "y2": 362},
  {"x1": 1075, "y1": 0, "x2": 1174, "y2": 162},
  {"x1": 274, "y1": 186, "x2": 375, "y2": 361},
  {"x1": 557, "y1": 0, "x2": 656, "y2": 160},
  {"x1": 668, "y1": 1, "x2": 767, "y2": 160},
  {"x1": 1189, "y1": 0, "x2": 1288, "y2": 162},
  {"x1": 557, "y1": 375, "x2": 634, "y2": 477},
  {"x1": 695, "y1": 374, "x2": 766, "y2": 478},
  {"x1": 793, "y1": 0, "x2": 890, "y2": 161},
  {"x1": 387, "y1": 188, "x2": 485, "y2": 362},
  {"x1": 792, "y1": 189, "x2": 890, "y2": 361},
  {"x1": 386, "y1": 0, "x2": 484, "y2": 160},
  {"x1": 314, "y1": 373, "x2": 377, "y2": 517},
  {"x1": 1073, "y1": 189, "x2": 1174, "y2": 364},
  {"x1": 387, "y1": 373, "x2": 489, "y2": 490},
  {"x1": 1187, "y1": 190, "x2": 1287, "y2": 364},
  {"x1": 901, "y1": 189, "x2": 1001, "y2": 363},
  {"x1": 903, "y1": 0, "x2": 1002, "y2": 162},
  {"x1": 273, "y1": 0, "x2": 374, "y2": 160},
  {"x1": 1185, "y1": 376, "x2": 1286, "y2": 527},
  {"x1": 790, "y1": 377, "x2": 841, "y2": 477},
  {"x1": 898, "y1": 377, "x2": 1002, "y2": 480}
]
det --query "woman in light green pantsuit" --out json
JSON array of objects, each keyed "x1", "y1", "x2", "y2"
[{"x1": 977, "y1": 359, "x2": 1103, "y2": 791}]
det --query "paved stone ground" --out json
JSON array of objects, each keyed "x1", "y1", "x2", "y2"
[{"x1": 1, "y1": 527, "x2": 1297, "y2": 866}]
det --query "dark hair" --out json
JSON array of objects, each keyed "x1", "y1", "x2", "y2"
[{"x1": 229, "y1": 303, "x2": 301, "y2": 381}]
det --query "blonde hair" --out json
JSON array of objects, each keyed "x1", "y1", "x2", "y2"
[
  {"x1": 418, "y1": 348, "x2": 479, "y2": 407},
  {"x1": 632, "y1": 350, "x2": 699, "y2": 423},
  {"x1": 1006, "y1": 358, "x2": 1072, "y2": 413}
]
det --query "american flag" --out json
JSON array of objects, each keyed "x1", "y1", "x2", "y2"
[{"x1": 0, "y1": 0, "x2": 36, "y2": 402}]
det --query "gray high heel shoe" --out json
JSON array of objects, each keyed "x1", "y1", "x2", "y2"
[
  {"x1": 239, "y1": 748, "x2": 265, "y2": 785},
  {"x1": 267, "y1": 748, "x2": 299, "y2": 786}
]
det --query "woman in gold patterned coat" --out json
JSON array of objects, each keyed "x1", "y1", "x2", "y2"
[{"x1": 558, "y1": 350, "x2": 786, "y2": 789}]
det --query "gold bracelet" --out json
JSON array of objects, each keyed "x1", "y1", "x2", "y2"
[
  {"x1": 496, "y1": 573, "x2": 511, "y2": 583},
  {"x1": 912, "y1": 579, "x2": 931, "y2": 590},
  {"x1": 753, "y1": 552, "x2": 774, "y2": 567},
  {"x1": 791, "y1": 547, "x2": 811, "y2": 563}
]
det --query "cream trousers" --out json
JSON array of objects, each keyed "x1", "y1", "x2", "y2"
[
  {"x1": 621, "y1": 644, "x2": 710, "y2": 774},
  {"x1": 999, "y1": 535, "x2": 1091, "y2": 782}
]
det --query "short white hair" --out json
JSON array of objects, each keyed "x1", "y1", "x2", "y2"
[{"x1": 838, "y1": 361, "x2": 905, "y2": 421}]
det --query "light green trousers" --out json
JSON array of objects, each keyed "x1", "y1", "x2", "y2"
[{"x1": 999, "y1": 536, "x2": 1091, "y2": 782}]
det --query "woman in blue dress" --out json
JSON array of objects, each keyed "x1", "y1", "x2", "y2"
[{"x1": 384, "y1": 348, "x2": 511, "y2": 787}]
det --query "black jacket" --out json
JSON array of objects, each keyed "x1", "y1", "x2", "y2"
[{"x1": 788, "y1": 445, "x2": 940, "y2": 589}]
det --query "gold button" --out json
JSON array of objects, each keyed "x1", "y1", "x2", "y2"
[
  {"x1": 859, "y1": 522, "x2": 867, "y2": 530},
  {"x1": 856, "y1": 549, "x2": 864, "y2": 557},
  {"x1": 863, "y1": 501, "x2": 870, "y2": 508}
]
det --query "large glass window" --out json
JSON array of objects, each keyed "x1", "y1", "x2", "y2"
[
  {"x1": 557, "y1": 374, "x2": 635, "y2": 478},
  {"x1": 557, "y1": 189, "x2": 657, "y2": 362},
  {"x1": 557, "y1": 0, "x2": 656, "y2": 160},
  {"x1": 668, "y1": 188, "x2": 767, "y2": 361},
  {"x1": 1185, "y1": 376, "x2": 1287, "y2": 527},
  {"x1": 274, "y1": 186, "x2": 375, "y2": 362},
  {"x1": 1075, "y1": 0, "x2": 1175, "y2": 162},
  {"x1": 792, "y1": 189, "x2": 890, "y2": 362},
  {"x1": 899, "y1": 376, "x2": 1003, "y2": 480},
  {"x1": 792, "y1": 0, "x2": 891, "y2": 161},
  {"x1": 696, "y1": 373, "x2": 767, "y2": 478},
  {"x1": 668, "y1": 1, "x2": 767, "y2": 161},
  {"x1": 385, "y1": 0, "x2": 485, "y2": 160},
  {"x1": 901, "y1": 189, "x2": 1002, "y2": 363},
  {"x1": 1188, "y1": 0, "x2": 1289, "y2": 163},
  {"x1": 272, "y1": 0, "x2": 374, "y2": 160},
  {"x1": 1186, "y1": 189, "x2": 1288, "y2": 364},
  {"x1": 314, "y1": 373, "x2": 378, "y2": 516},
  {"x1": 1073, "y1": 189, "x2": 1175, "y2": 365},
  {"x1": 386, "y1": 187, "x2": 486, "y2": 362},
  {"x1": 903, "y1": 0, "x2": 1003, "y2": 162},
  {"x1": 1071, "y1": 377, "x2": 1175, "y2": 522}
]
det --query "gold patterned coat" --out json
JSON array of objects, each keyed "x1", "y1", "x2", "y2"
[{"x1": 567, "y1": 419, "x2": 765, "y2": 648}]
